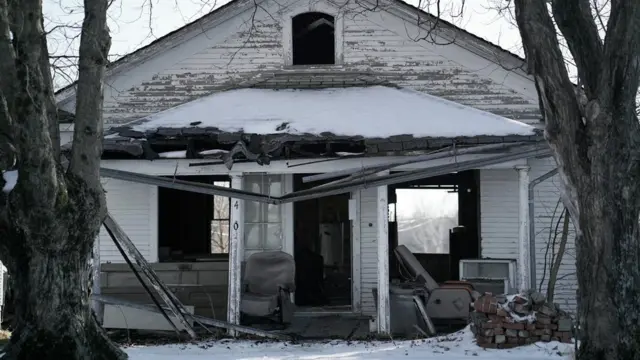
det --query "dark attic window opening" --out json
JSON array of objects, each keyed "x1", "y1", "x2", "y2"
[{"x1": 292, "y1": 12, "x2": 335, "y2": 65}]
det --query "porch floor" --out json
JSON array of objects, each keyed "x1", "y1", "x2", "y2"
[{"x1": 253, "y1": 314, "x2": 371, "y2": 339}]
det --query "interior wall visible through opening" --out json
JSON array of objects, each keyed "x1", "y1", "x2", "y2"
[{"x1": 293, "y1": 174, "x2": 352, "y2": 311}]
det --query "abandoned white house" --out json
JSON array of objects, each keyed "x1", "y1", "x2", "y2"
[{"x1": 55, "y1": 0, "x2": 577, "y2": 336}]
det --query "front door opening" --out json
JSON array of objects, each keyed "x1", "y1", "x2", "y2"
[{"x1": 293, "y1": 174, "x2": 352, "y2": 311}]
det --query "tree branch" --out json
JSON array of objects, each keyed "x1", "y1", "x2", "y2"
[
  {"x1": 10, "y1": 0, "x2": 61, "y2": 206},
  {"x1": 0, "y1": 0, "x2": 16, "y2": 99},
  {"x1": 0, "y1": 0, "x2": 17, "y2": 171},
  {"x1": 602, "y1": 1, "x2": 640, "y2": 109},
  {"x1": 39, "y1": 16, "x2": 61, "y2": 159},
  {"x1": 68, "y1": 0, "x2": 111, "y2": 189},
  {"x1": 551, "y1": 0, "x2": 604, "y2": 98},
  {"x1": 514, "y1": 0, "x2": 588, "y2": 217},
  {"x1": 547, "y1": 207, "x2": 570, "y2": 303}
]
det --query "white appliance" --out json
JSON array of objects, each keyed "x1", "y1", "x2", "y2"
[{"x1": 459, "y1": 259, "x2": 517, "y2": 293}]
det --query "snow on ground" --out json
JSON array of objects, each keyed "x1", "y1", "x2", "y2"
[
  {"x1": 131, "y1": 86, "x2": 535, "y2": 138},
  {"x1": 125, "y1": 326, "x2": 574, "y2": 360}
]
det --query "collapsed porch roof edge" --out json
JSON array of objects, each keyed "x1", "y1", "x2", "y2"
[
  {"x1": 301, "y1": 141, "x2": 532, "y2": 184},
  {"x1": 100, "y1": 144, "x2": 551, "y2": 205},
  {"x1": 100, "y1": 168, "x2": 280, "y2": 204},
  {"x1": 278, "y1": 145, "x2": 552, "y2": 204}
]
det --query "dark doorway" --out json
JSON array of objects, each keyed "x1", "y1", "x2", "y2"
[
  {"x1": 292, "y1": 12, "x2": 335, "y2": 65},
  {"x1": 388, "y1": 171, "x2": 480, "y2": 283},
  {"x1": 293, "y1": 174, "x2": 352, "y2": 310}
]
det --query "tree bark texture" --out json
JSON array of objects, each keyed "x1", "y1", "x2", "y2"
[
  {"x1": 0, "y1": 0, "x2": 125, "y2": 358},
  {"x1": 514, "y1": 1, "x2": 640, "y2": 359}
]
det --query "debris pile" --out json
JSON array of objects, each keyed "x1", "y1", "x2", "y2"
[{"x1": 469, "y1": 291, "x2": 573, "y2": 349}]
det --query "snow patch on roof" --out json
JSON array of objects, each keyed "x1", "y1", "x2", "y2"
[{"x1": 132, "y1": 86, "x2": 535, "y2": 139}]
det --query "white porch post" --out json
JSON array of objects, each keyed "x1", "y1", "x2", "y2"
[
  {"x1": 516, "y1": 165, "x2": 531, "y2": 291},
  {"x1": 376, "y1": 171, "x2": 390, "y2": 334},
  {"x1": 227, "y1": 175, "x2": 245, "y2": 336}
]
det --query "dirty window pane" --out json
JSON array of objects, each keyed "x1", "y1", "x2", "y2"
[
  {"x1": 244, "y1": 223, "x2": 283, "y2": 250},
  {"x1": 395, "y1": 189, "x2": 458, "y2": 254},
  {"x1": 244, "y1": 223, "x2": 262, "y2": 250},
  {"x1": 211, "y1": 220, "x2": 230, "y2": 253},
  {"x1": 212, "y1": 181, "x2": 230, "y2": 220},
  {"x1": 243, "y1": 175, "x2": 284, "y2": 252}
]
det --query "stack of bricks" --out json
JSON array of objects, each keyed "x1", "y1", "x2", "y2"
[{"x1": 470, "y1": 290, "x2": 573, "y2": 349}]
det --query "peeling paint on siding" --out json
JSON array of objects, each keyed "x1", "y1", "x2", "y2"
[{"x1": 101, "y1": 0, "x2": 542, "y2": 127}]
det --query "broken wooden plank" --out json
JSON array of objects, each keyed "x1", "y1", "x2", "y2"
[
  {"x1": 103, "y1": 213, "x2": 197, "y2": 339},
  {"x1": 93, "y1": 294, "x2": 292, "y2": 340}
]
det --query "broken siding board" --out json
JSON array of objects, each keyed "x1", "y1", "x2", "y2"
[
  {"x1": 529, "y1": 157, "x2": 577, "y2": 313},
  {"x1": 480, "y1": 169, "x2": 520, "y2": 259},
  {"x1": 99, "y1": 179, "x2": 156, "y2": 263}
]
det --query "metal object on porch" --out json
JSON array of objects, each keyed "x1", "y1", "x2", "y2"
[
  {"x1": 459, "y1": 259, "x2": 517, "y2": 293},
  {"x1": 240, "y1": 251, "x2": 296, "y2": 325},
  {"x1": 394, "y1": 245, "x2": 477, "y2": 322}
]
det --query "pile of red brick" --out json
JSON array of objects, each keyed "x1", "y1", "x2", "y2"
[{"x1": 470, "y1": 291, "x2": 573, "y2": 349}]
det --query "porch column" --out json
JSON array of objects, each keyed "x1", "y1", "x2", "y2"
[
  {"x1": 376, "y1": 171, "x2": 390, "y2": 334},
  {"x1": 227, "y1": 174, "x2": 245, "y2": 336},
  {"x1": 516, "y1": 165, "x2": 531, "y2": 291}
]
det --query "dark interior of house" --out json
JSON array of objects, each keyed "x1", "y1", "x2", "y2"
[
  {"x1": 292, "y1": 12, "x2": 335, "y2": 65},
  {"x1": 293, "y1": 174, "x2": 352, "y2": 309},
  {"x1": 157, "y1": 175, "x2": 231, "y2": 261},
  {"x1": 388, "y1": 170, "x2": 480, "y2": 283}
]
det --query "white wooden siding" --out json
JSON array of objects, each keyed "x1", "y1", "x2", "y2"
[
  {"x1": 99, "y1": 178, "x2": 158, "y2": 263},
  {"x1": 359, "y1": 187, "x2": 378, "y2": 316},
  {"x1": 87, "y1": 0, "x2": 541, "y2": 127},
  {"x1": 480, "y1": 169, "x2": 520, "y2": 259},
  {"x1": 529, "y1": 158, "x2": 577, "y2": 313}
]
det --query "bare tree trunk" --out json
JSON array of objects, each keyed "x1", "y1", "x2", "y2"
[
  {"x1": 0, "y1": 0, "x2": 126, "y2": 358},
  {"x1": 4, "y1": 231, "x2": 124, "y2": 359},
  {"x1": 514, "y1": 1, "x2": 640, "y2": 359}
]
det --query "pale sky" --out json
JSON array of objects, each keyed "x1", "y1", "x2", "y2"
[{"x1": 44, "y1": 0, "x2": 525, "y2": 88}]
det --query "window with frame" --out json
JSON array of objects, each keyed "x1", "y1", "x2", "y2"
[
  {"x1": 244, "y1": 175, "x2": 283, "y2": 252},
  {"x1": 211, "y1": 181, "x2": 231, "y2": 254},
  {"x1": 292, "y1": 12, "x2": 335, "y2": 65},
  {"x1": 157, "y1": 176, "x2": 231, "y2": 262},
  {"x1": 395, "y1": 188, "x2": 458, "y2": 254}
]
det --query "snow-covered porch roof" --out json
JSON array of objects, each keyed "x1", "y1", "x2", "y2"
[
  {"x1": 94, "y1": 75, "x2": 541, "y2": 163},
  {"x1": 128, "y1": 85, "x2": 535, "y2": 139}
]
